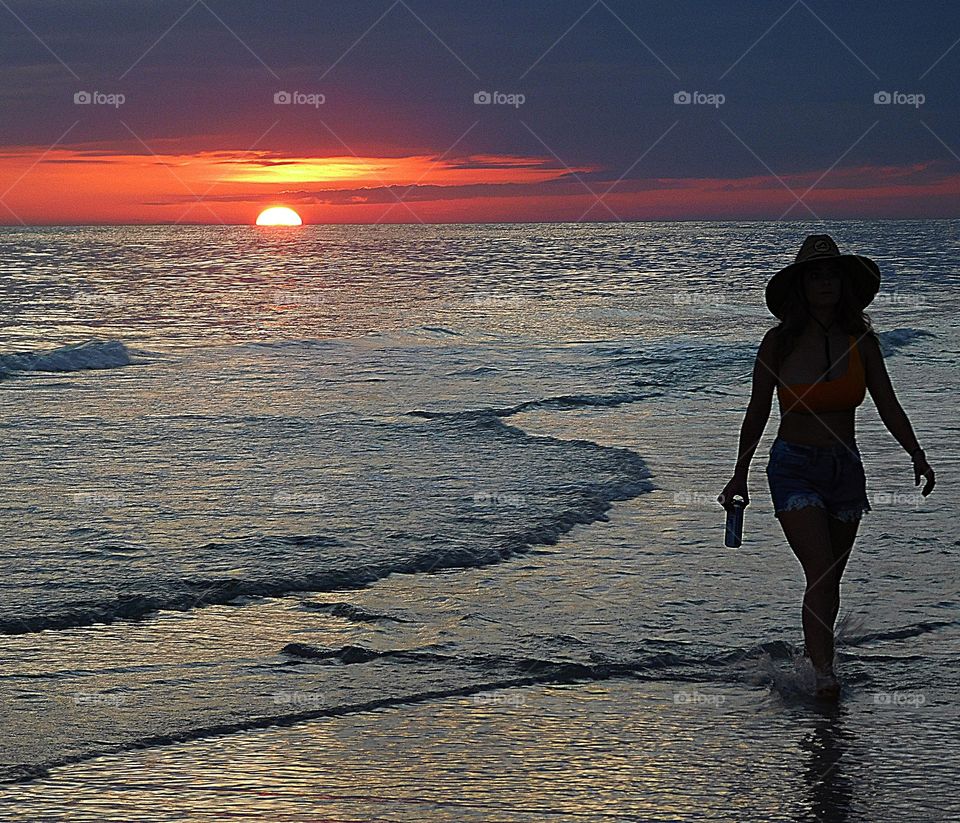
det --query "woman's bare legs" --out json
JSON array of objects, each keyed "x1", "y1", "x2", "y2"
[
  {"x1": 826, "y1": 515, "x2": 859, "y2": 626},
  {"x1": 776, "y1": 507, "x2": 860, "y2": 675}
]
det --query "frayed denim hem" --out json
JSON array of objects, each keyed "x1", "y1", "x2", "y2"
[
  {"x1": 774, "y1": 495, "x2": 870, "y2": 522},
  {"x1": 775, "y1": 494, "x2": 826, "y2": 516},
  {"x1": 829, "y1": 506, "x2": 870, "y2": 523}
]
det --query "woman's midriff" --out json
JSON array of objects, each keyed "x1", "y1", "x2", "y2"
[{"x1": 777, "y1": 408, "x2": 857, "y2": 447}]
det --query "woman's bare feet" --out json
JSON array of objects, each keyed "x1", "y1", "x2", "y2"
[{"x1": 814, "y1": 667, "x2": 841, "y2": 701}]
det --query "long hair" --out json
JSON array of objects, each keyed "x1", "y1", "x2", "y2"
[{"x1": 771, "y1": 269, "x2": 878, "y2": 382}]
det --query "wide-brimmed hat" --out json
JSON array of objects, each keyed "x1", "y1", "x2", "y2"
[{"x1": 766, "y1": 234, "x2": 881, "y2": 319}]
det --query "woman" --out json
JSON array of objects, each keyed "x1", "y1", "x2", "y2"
[{"x1": 718, "y1": 234, "x2": 936, "y2": 700}]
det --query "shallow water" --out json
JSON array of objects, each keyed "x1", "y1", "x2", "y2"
[
  {"x1": 0, "y1": 222, "x2": 957, "y2": 819},
  {"x1": 5, "y1": 679, "x2": 956, "y2": 822}
]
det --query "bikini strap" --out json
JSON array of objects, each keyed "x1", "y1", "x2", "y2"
[{"x1": 811, "y1": 316, "x2": 834, "y2": 378}]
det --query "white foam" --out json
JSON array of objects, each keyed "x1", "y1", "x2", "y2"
[
  {"x1": 878, "y1": 327, "x2": 935, "y2": 357},
  {"x1": 0, "y1": 340, "x2": 132, "y2": 374}
]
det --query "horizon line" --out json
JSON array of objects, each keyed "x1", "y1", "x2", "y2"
[{"x1": 2, "y1": 217, "x2": 959, "y2": 228}]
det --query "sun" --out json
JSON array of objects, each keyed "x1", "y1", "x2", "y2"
[{"x1": 256, "y1": 206, "x2": 303, "y2": 226}]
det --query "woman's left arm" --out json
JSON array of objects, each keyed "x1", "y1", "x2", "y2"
[{"x1": 861, "y1": 334, "x2": 936, "y2": 496}]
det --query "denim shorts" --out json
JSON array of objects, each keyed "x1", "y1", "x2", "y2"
[{"x1": 765, "y1": 435, "x2": 871, "y2": 522}]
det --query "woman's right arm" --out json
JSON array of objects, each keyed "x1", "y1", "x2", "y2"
[
  {"x1": 733, "y1": 329, "x2": 778, "y2": 477},
  {"x1": 718, "y1": 329, "x2": 778, "y2": 507}
]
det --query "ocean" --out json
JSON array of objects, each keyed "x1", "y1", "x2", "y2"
[{"x1": 0, "y1": 221, "x2": 957, "y2": 821}]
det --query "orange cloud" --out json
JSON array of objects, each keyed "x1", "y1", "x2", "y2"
[
  {"x1": 0, "y1": 144, "x2": 957, "y2": 223},
  {"x1": 0, "y1": 146, "x2": 595, "y2": 223}
]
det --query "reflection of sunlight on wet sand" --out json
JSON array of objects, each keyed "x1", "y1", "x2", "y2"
[
  {"x1": 5, "y1": 671, "x2": 951, "y2": 820},
  {"x1": 3, "y1": 681, "x2": 823, "y2": 821}
]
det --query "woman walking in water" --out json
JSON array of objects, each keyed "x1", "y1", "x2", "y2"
[{"x1": 719, "y1": 235, "x2": 936, "y2": 700}]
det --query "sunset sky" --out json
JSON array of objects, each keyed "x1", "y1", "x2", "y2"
[{"x1": 1, "y1": 0, "x2": 959, "y2": 224}]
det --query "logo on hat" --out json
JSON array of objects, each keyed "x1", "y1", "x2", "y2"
[
  {"x1": 795, "y1": 234, "x2": 841, "y2": 264},
  {"x1": 765, "y1": 234, "x2": 882, "y2": 319}
]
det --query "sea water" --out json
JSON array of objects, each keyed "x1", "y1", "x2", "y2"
[{"x1": 0, "y1": 222, "x2": 956, "y2": 820}]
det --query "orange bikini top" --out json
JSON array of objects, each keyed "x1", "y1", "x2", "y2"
[{"x1": 777, "y1": 335, "x2": 866, "y2": 414}]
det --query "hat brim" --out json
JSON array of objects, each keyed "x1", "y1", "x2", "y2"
[{"x1": 765, "y1": 254, "x2": 880, "y2": 319}]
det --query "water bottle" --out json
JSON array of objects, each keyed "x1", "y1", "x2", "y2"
[{"x1": 724, "y1": 496, "x2": 746, "y2": 548}]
